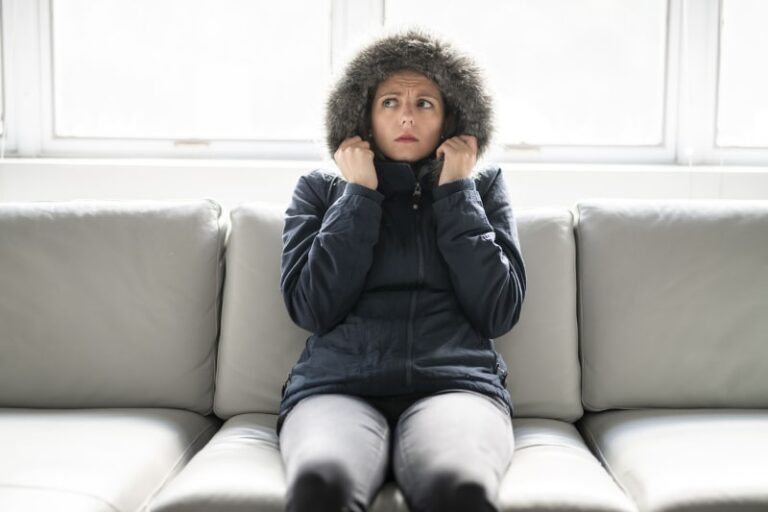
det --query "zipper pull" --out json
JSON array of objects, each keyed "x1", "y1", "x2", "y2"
[{"x1": 412, "y1": 182, "x2": 421, "y2": 210}]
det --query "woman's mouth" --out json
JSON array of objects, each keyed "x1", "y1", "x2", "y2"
[{"x1": 396, "y1": 135, "x2": 418, "y2": 142}]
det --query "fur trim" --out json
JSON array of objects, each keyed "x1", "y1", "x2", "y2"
[{"x1": 325, "y1": 28, "x2": 494, "y2": 164}]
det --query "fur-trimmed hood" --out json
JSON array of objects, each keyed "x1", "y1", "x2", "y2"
[{"x1": 325, "y1": 29, "x2": 494, "y2": 185}]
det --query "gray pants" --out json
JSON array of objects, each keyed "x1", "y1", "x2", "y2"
[{"x1": 278, "y1": 389, "x2": 515, "y2": 512}]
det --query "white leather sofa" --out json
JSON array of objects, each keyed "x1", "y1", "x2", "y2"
[
  {"x1": 0, "y1": 200, "x2": 225, "y2": 511},
  {"x1": 1, "y1": 196, "x2": 766, "y2": 512}
]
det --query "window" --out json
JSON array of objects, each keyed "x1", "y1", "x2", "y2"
[
  {"x1": 52, "y1": 0, "x2": 331, "y2": 141},
  {"x1": 386, "y1": 0, "x2": 668, "y2": 148},
  {"x1": 1, "y1": 0, "x2": 5, "y2": 144},
  {"x1": 716, "y1": 0, "x2": 768, "y2": 149},
  {"x1": 1, "y1": 0, "x2": 766, "y2": 164}
]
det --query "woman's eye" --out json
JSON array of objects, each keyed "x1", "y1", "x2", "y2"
[
  {"x1": 382, "y1": 98, "x2": 397, "y2": 107},
  {"x1": 418, "y1": 99, "x2": 433, "y2": 108}
]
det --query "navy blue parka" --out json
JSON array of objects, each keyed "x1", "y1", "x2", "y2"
[{"x1": 278, "y1": 157, "x2": 527, "y2": 421}]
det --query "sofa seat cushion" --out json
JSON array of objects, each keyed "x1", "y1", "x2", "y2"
[
  {"x1": 0, "y1": 408, "x2": 220, "y2": 512},
  {"x1": 495, "y1": 418, "x2": 636, "y2": 512},
  {"x1": 148, "y1": 413, "x2": 284, "y2": 512},
  {"x1": 150, "y1": 415, "x2": 635, "y2": 512},
  {"x1": 578, "y1": 409, "x2": 768, "y2": 512}
]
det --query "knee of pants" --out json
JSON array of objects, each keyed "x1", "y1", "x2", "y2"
[
  {"x1": 288, "y1": 461, "x2": 355, "y2": 512},
  {"x1": 422, "y1": 471, "x2": 495, "y2": 512}
]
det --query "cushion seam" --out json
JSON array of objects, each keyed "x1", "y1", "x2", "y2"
[
  {"x1": 577, "y1": 421, "x2": 640, "y2": 510},
  {"x1": 137, "y1": 420, "x2": 220, "y2": 511},
  {"x1": 513, "y1": 442, "x2": 590, "y2": 453}
]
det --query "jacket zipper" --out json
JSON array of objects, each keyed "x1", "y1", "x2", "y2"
[{"x1": 407, "y1": 181, "x2": 424, "y2": 387}]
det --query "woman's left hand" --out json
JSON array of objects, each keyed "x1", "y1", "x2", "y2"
[{"x1": 435, "y1": 134, "x2": 478, "y2": 186}]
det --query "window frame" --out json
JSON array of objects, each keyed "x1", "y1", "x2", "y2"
[
  {"x1": 1, "y1": 0, "x2": 19, "y2": 156},
  {"x1": 1, "y1": 0, "x2": 766, "y2": 164},
  {"x1": 701, "y1": 0, "x2": 768, "y2": 164},
  {"x1": 380, "y1": 0, "x2": 679, "y2": 165},
  {"x1": 0, "y1": 0, "x2": 5, "y2": 139},
  {"x1": 36, "y1": 0, "x2": 344, "y2": 159}
]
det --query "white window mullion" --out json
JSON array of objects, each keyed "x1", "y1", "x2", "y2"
[
  {"x1": 662, "y1": 0, "x2": 683, "y2": 165},
  {"x1": 0, "y1": 1, "x2": 7, "y2": 156},
  {"x1": 37, "y1": 0, "x2": 55, "y2": 157},
  {"x1": 675, "y1": 0, "x2": 720, "y2": 165},
  {"x1": 3, "y1": 0, "x2": 45, "y2": 157}
]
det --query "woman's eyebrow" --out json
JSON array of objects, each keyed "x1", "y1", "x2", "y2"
[{"x1": 375, "y1": 91, "x2": 441, "y2": 101}]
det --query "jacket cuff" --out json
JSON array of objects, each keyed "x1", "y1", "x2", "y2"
[
  {"x1": 343, "y1": 182, "x2": 385, "y2": 204},
  {"x1": 432, "y1": 177, "x2": 476, "y2": 202}
]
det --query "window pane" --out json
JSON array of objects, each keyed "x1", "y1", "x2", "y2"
[
  {"x1": 717, "y1": 0, "x2": 768, "y2": 148},
  {"x1": 385, "y1": 0, "x2": 667, "y2": 146},
  {"x1": 1, "y1": 2, "x2": 4, "y2": 137},
  {"x1": 52, "y1": 0, "x2": 331, "y2": 140}
]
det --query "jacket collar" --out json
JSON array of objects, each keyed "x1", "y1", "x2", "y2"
[{"x1": 374, "y1": 157, "x2": 437, "y2": 197}]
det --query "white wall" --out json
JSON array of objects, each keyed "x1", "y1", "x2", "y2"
[{"x1": 1, "y1": 159, "x2": 767, "y2": 220}]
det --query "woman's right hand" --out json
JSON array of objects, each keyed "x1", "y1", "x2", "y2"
[{"x1": 334, "y1": 136, "x2": 378, "y2": 191}]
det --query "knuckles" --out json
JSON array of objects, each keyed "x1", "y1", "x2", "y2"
[{"x1": 336, "y1": 138, "x2": 370, "y2": 158}]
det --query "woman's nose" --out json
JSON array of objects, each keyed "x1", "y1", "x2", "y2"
[{"x1": 400, "y1": 104, "x2": 415, "y2": 125}]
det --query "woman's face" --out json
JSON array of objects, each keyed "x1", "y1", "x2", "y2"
[{"x1": 371, "y1": 70, "x2": 445, "y2": 162}]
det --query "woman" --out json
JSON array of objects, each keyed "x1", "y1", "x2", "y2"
[{"x1": 277, "y1": 29, "x2": 527, "y2": 512}]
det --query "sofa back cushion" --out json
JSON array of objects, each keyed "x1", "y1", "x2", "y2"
[
  {"x1": 501, "y1": 208, "x2": 582, "y2": 420},
  {"x1": 577, "y1": 199, "x2": 768, "y2": 410},
  {"x1": 213, "y1": 201, "x2": 296, "y2": 419},
  {"x1": 0, "y1": 200, "x2": 225, "y2": 414},
  {"x1": 214, "y1": 200, "x2": 582, "y2": 421}
]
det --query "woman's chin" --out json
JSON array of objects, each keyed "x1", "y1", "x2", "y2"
[{"x1": 383, "y1": 149, "x2": 432, "y2": 162}]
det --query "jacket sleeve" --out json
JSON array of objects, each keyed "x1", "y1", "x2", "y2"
[
  {"x1": 280, "y1": 170, "x2": 385, "y2": 334},
  {"x1": 431, "y1": 168, "x2": 527, "y2": 339}
]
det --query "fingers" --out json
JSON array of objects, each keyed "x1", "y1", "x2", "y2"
[
  {"x1": 439, "y1": 134, "x2": 477, "y2": 155},
  {"x1": 436, "y1": 138, "x2": 461, "y2": 159},
  {"x1": 458, "y1": 134, "x2": 478, "y2": 152},
  {"x1": 338, "y1": 135, "x2": 370, "y2": 150},
  {"x1": 436, "y1": 141, "x2": 446, "y2": 160},
  {"x1": 453, "y1": 134, "x2": 477, "y2": 151},
  {"x1": 437, "y1": 135, "x2": 477, "y2": 181},
  {"x1": 335, "y1": 136, "x2": 372, "y2": 160},
  {"x1": 338, "y1": 135, "x2": 361, "y2": 150},
  {"x1": 436, "y1": 138, "x2": 461, "y2": 160},
  {"x1": 335, "y1": 137, "x2": 373, "y2": 158}
]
